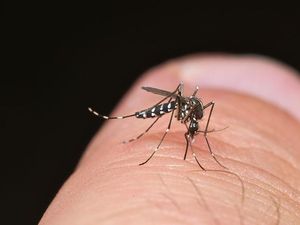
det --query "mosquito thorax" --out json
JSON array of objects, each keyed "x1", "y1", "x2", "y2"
[{"x1": 189, "y1": 97, "x2": 204, "y2": 120}]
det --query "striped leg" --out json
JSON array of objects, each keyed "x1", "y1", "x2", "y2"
[
  {"x1": 139, "y1": 107, "x2": 176, "y2": 166},
  {"x1": 183, "y1": 122, "x2": 190, "y2": 160},
  {"x1": 123, "y1": 116, "x2": 161, "y2": 143},
  {"x1": 88, "y1": 107, "x2": 135, "y2": 119}
]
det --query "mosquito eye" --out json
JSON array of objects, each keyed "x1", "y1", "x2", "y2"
[{"x1": 195, "y1": 107, "x2": 203, "y2": 119}]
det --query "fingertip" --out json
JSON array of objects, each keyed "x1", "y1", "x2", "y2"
[{"x1": 41, "y1": 54, "x2": 300, "y2": 225}]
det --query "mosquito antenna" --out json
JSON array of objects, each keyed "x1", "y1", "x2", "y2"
[{"x1": 192, "y1": 86, "x2": 199, "y2": 96}]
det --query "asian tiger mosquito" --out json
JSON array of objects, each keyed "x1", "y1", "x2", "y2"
[{"x1": 88, "y1": 83, "x2": 227, "y2": 170}]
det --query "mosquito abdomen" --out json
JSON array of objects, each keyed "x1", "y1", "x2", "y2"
[{"x1": 135, "y1": 101, "x2": 177, "y2": 119}]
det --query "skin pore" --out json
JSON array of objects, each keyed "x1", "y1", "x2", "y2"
[{"x1": 39, "y1": 55, "x2": 300, "y2": 225}]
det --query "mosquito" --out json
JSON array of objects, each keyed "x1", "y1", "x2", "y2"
[{"x1": 88, "y1": 83, "x2": 227, "y2": 170}]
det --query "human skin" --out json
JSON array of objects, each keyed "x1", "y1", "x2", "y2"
[{"x1": 39, "y1": 55, "x2": 300, "y2": 225}]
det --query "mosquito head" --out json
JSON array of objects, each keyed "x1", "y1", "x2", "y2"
[
  {"x1": 189, "y1": 119, "x2": 199, "y2": 132},
  {"x1": 189, "y1": 96, "x2": 204, "y2": 120}
]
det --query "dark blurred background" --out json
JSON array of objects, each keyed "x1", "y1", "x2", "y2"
[{"x1": 2, "y1": 2, "x2": 300, "y2": 225}]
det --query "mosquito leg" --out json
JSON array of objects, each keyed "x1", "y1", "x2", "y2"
[
  {"x1": 183, "y1": 132, "x2": 189, "y2": 160},
  {"x1": 88, "y1": 107, "x2": 135, "y2": 119},
  {"x1": 185, "y1": 133, "x2": 206, "y2": 170},
  {"x1": 203, "y1": 101, "x2": 228, "y2": 169},
  {"x1": 183, "y1": 122, "x2": 190, "y2": 160},
  {"x1": 139, "y1": 107, "x2": 175, "y2": 166},
  {"x1": 204, "y1": 136, "x2": 227, "y2": 169},
  {"x1": 123, "y1": 116, "x2": 161, "y2": 143}
]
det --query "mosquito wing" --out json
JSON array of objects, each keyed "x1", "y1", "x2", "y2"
[{"x1": 142, "y1": 86, "x2": 178, "y2": 98}]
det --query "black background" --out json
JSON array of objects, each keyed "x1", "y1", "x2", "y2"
[{"x1": 3, "y1": 3, "x2": 300, "y2": 225}]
